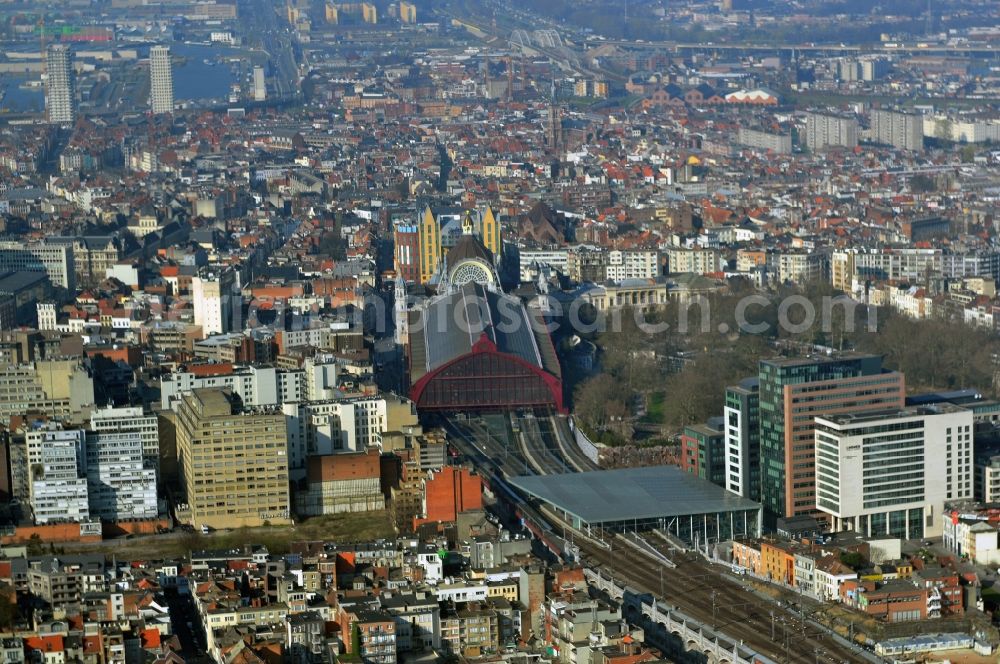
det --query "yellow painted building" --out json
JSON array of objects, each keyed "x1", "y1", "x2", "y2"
[
  {"x1": 480, "y1": 206, "x2": 500, "y2": 259},
  {"x1": 361, "y1": 1, "x2": 377, "y2": 23},
  {"x1": 418, "y1": 205, "x2": 442, "y2": 284},
  {"x1": 761, "y1": 541, "x2": 796, "y2": 586},
  {"x1": 399, "y1": 0, "x2": 416, "y2": 23},
  {"x1": 417, "y1": 206, "x2": 502, "y2": 284},
  {"x1": 176, "y1": 388, "x2": 291, "y2": 530},
  {"x1": 487, "y1": 578, "x2": 518, "y2": 602},
  {"x1": 325, "y1": 3, "x2": 339, "y2": 23}
]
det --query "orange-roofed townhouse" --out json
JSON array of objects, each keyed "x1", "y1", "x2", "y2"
[{"x1": 24, "y1": 636, "x2": 65, "y2": 664}]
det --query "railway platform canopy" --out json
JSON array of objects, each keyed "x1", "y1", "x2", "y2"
[{"x1": 509, "y1": 465, "x2": 762, "y2": 548}]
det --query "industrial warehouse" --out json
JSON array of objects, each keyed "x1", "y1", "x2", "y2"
[{"x1": 510, "y1": 465, "x2": 762, "y2": 548}]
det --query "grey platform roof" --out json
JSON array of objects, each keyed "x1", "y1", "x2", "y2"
[{"x1": 509, "y1": 466, "x2": 761, "y2": 524}]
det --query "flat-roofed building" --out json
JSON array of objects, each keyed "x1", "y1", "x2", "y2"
[
  {"x1": 805, "y1": 112, "x2": 858, "y2": 150},
  {"x1": 176, "y1": 388, "x2": 290, "y2": 529},
  {"x1": 758, "y1": 354, "x2": 905, "y2": 525},
  {"x1": 870, "y1": 109, "x2": 923, "y2": 151},
  {"x1": 815, "y1": 403, "x2": 973, "y2": 539},
  {"x1": 26, "y1": 426, "x2": 89, "y2": 524},
  {"x1": 510, "y1": 466, "x2": 761, "y2": 547}
]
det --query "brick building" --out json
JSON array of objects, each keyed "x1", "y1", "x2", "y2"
[{"x1": 413, "y1": 466, "x2": 482, "y2": 529}]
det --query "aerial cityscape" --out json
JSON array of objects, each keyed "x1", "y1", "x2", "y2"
[{"x1": 2, "y1": 0, "x2": 1000, "y2": 662}]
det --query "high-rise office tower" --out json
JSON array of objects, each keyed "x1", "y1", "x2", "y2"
[
  {"x1": 89, "y1": 405, "x2": 161, "y2": 476},
  {"x1": 150, "y1": 45, "x2": 174, "y2": 114},
  {"x1": 26, "y1": 426, "x2": 89, "y2": 524},
  {"x1": 724, "y1": 377, "x2": 760, "y2": 502},
  {"x1": 45, "y1": 45, "x2": 75, "y2": 124},
  {"x1": 758, "y1": 354, "x2": 905, "y2": 525},
  {"x1": 253, "y1": 66, "x2": 266, "y2": 101}
]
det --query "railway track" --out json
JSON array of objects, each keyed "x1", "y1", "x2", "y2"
[
  {"x1": 517, "y1": 414, "x2": 569, "y2": 475},
  {"x1": 578, "y1": 534, "x2": 872, "y2": 664},
  {"x1": 443, "y1": 414, "x2": 876, "y2": 663},
  {"x1": 551, "y1": 415, "x2": 598, "y2": 472}
]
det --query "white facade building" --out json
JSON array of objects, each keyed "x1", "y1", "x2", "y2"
[
  {"x1": 736, "y1": 128, "x2": 792, "y2": 154},
  {"x1": 666, "y1": 247, "x2": 722, "y2": 275},
  {"x1": 870, "y1": 109, "x2": 923, "y2": 151},
  {"x1": 518, "y1": 249, "x2": 569, "y2": 282},
  {"x1": 26, "y1": 427, "x2": 89, "y2": 524},
  {"x1": 149, "y1": 45, "x2": 174, "y2": 114},
  {"x1": 815, "y1": 403, "x2": 973, "y2": 540},
  {"x1": 0, "y1": 241, "x2": 75, "y2": 290},
  {"x1": 45, "y1": 45, "x2": 75, "y2": 124},
  {"x1": 192, "y1": 272, "x2": 237, "y2": 338},
  {"x1": 253, "y1": 66, "x2": 266, "y2": 101},
  {"x1": 85, "y1": 427, "x2": 158, "y2": 521},
  {"x1": 805, "y1": 112, "x2": 858, "y2": 150},
  {"x1": 89, "y1": 406, "x2": 160, "y2": 475},
  {"x1": 605, "y1": 250, "x2": 660, "y2": 281},
  {"x1": 283, "y1": 396, "x2": 390, "y2": 479},
  {"x1": 161, "y1": 364, "x2": 304, "y2": 410}
]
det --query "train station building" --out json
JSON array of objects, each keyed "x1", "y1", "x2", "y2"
[
  {"x1": 510, "y1": 466, "x2": 762, "y2": 548},
  {"x1": 402, "y1": 221, "x2": 563, "y2": 413}
]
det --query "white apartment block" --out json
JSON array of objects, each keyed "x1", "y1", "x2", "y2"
[
  {"x1": 279, "y1": 322, "x2": 353, "y2": 351},
  {"x1": 834, "y1": 248, "x2": 1000, "y2": 286},
  {"x1": 815, "y1": 403, "x2": 973, "y2": 540},
  {"x1": 283, "y1": 396, "x2": 390, "y2": 479},
  {"x1": 161, "y1": 365, "x2": 304, "y2": 410},
  {"x1": 37, "y1": 302, "x2": 58, "y2": 331},
  {"x1": 192, "y1": 272, "x2": 237, "y2": 338},
  {"x1": 771, "y1": 251, "x2": 825, "y2": 285},
  {"x1": 923, "y1": 115, "x2": 1000, "y2": 143},
  {"x1": 26, "y1": 427, "x2": 90, "y2": 524},
  {"x1": 975, "y1": 455, "x2": 1000, "y2": 504},
  {"x1": 433, "y1": 581, "x2": 488, "y2": 603},
  {"x1": 303, "y1": 354, "x2": 342, "y2": 402},
  {"x1": 605, "y1": 250, "x2": 660, "y2": 281},
  {"x1": 518, "y1": 249, "x2": 569, "y2": 282},
  {"x1": 736, "y1": 128, "x2": 792, "y2": 154},
  {"x1": 149, "y1": 45, "x2": 174, "y2": 114},
  {"x1": 805, "y1": 112, "x2": 858, "y2": 150},
  {"x1": 666, "y1": 247, "x2": 722, "y2": 275},
  {"x1": 85, "y1": 427, "x2": 158, "y2": 521},
  {"x1": 253, "y1": 66, "x2": 266, "y2": 102},
  {"x1": 870, "y1": 109, "x2": 923, "y2": 151},
  {"x1": 89, "y1": 406, "x2": 160, "y2": 475},
  {"x1": 45, "y1": 45, "x2": 75, "y2": 124}
]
